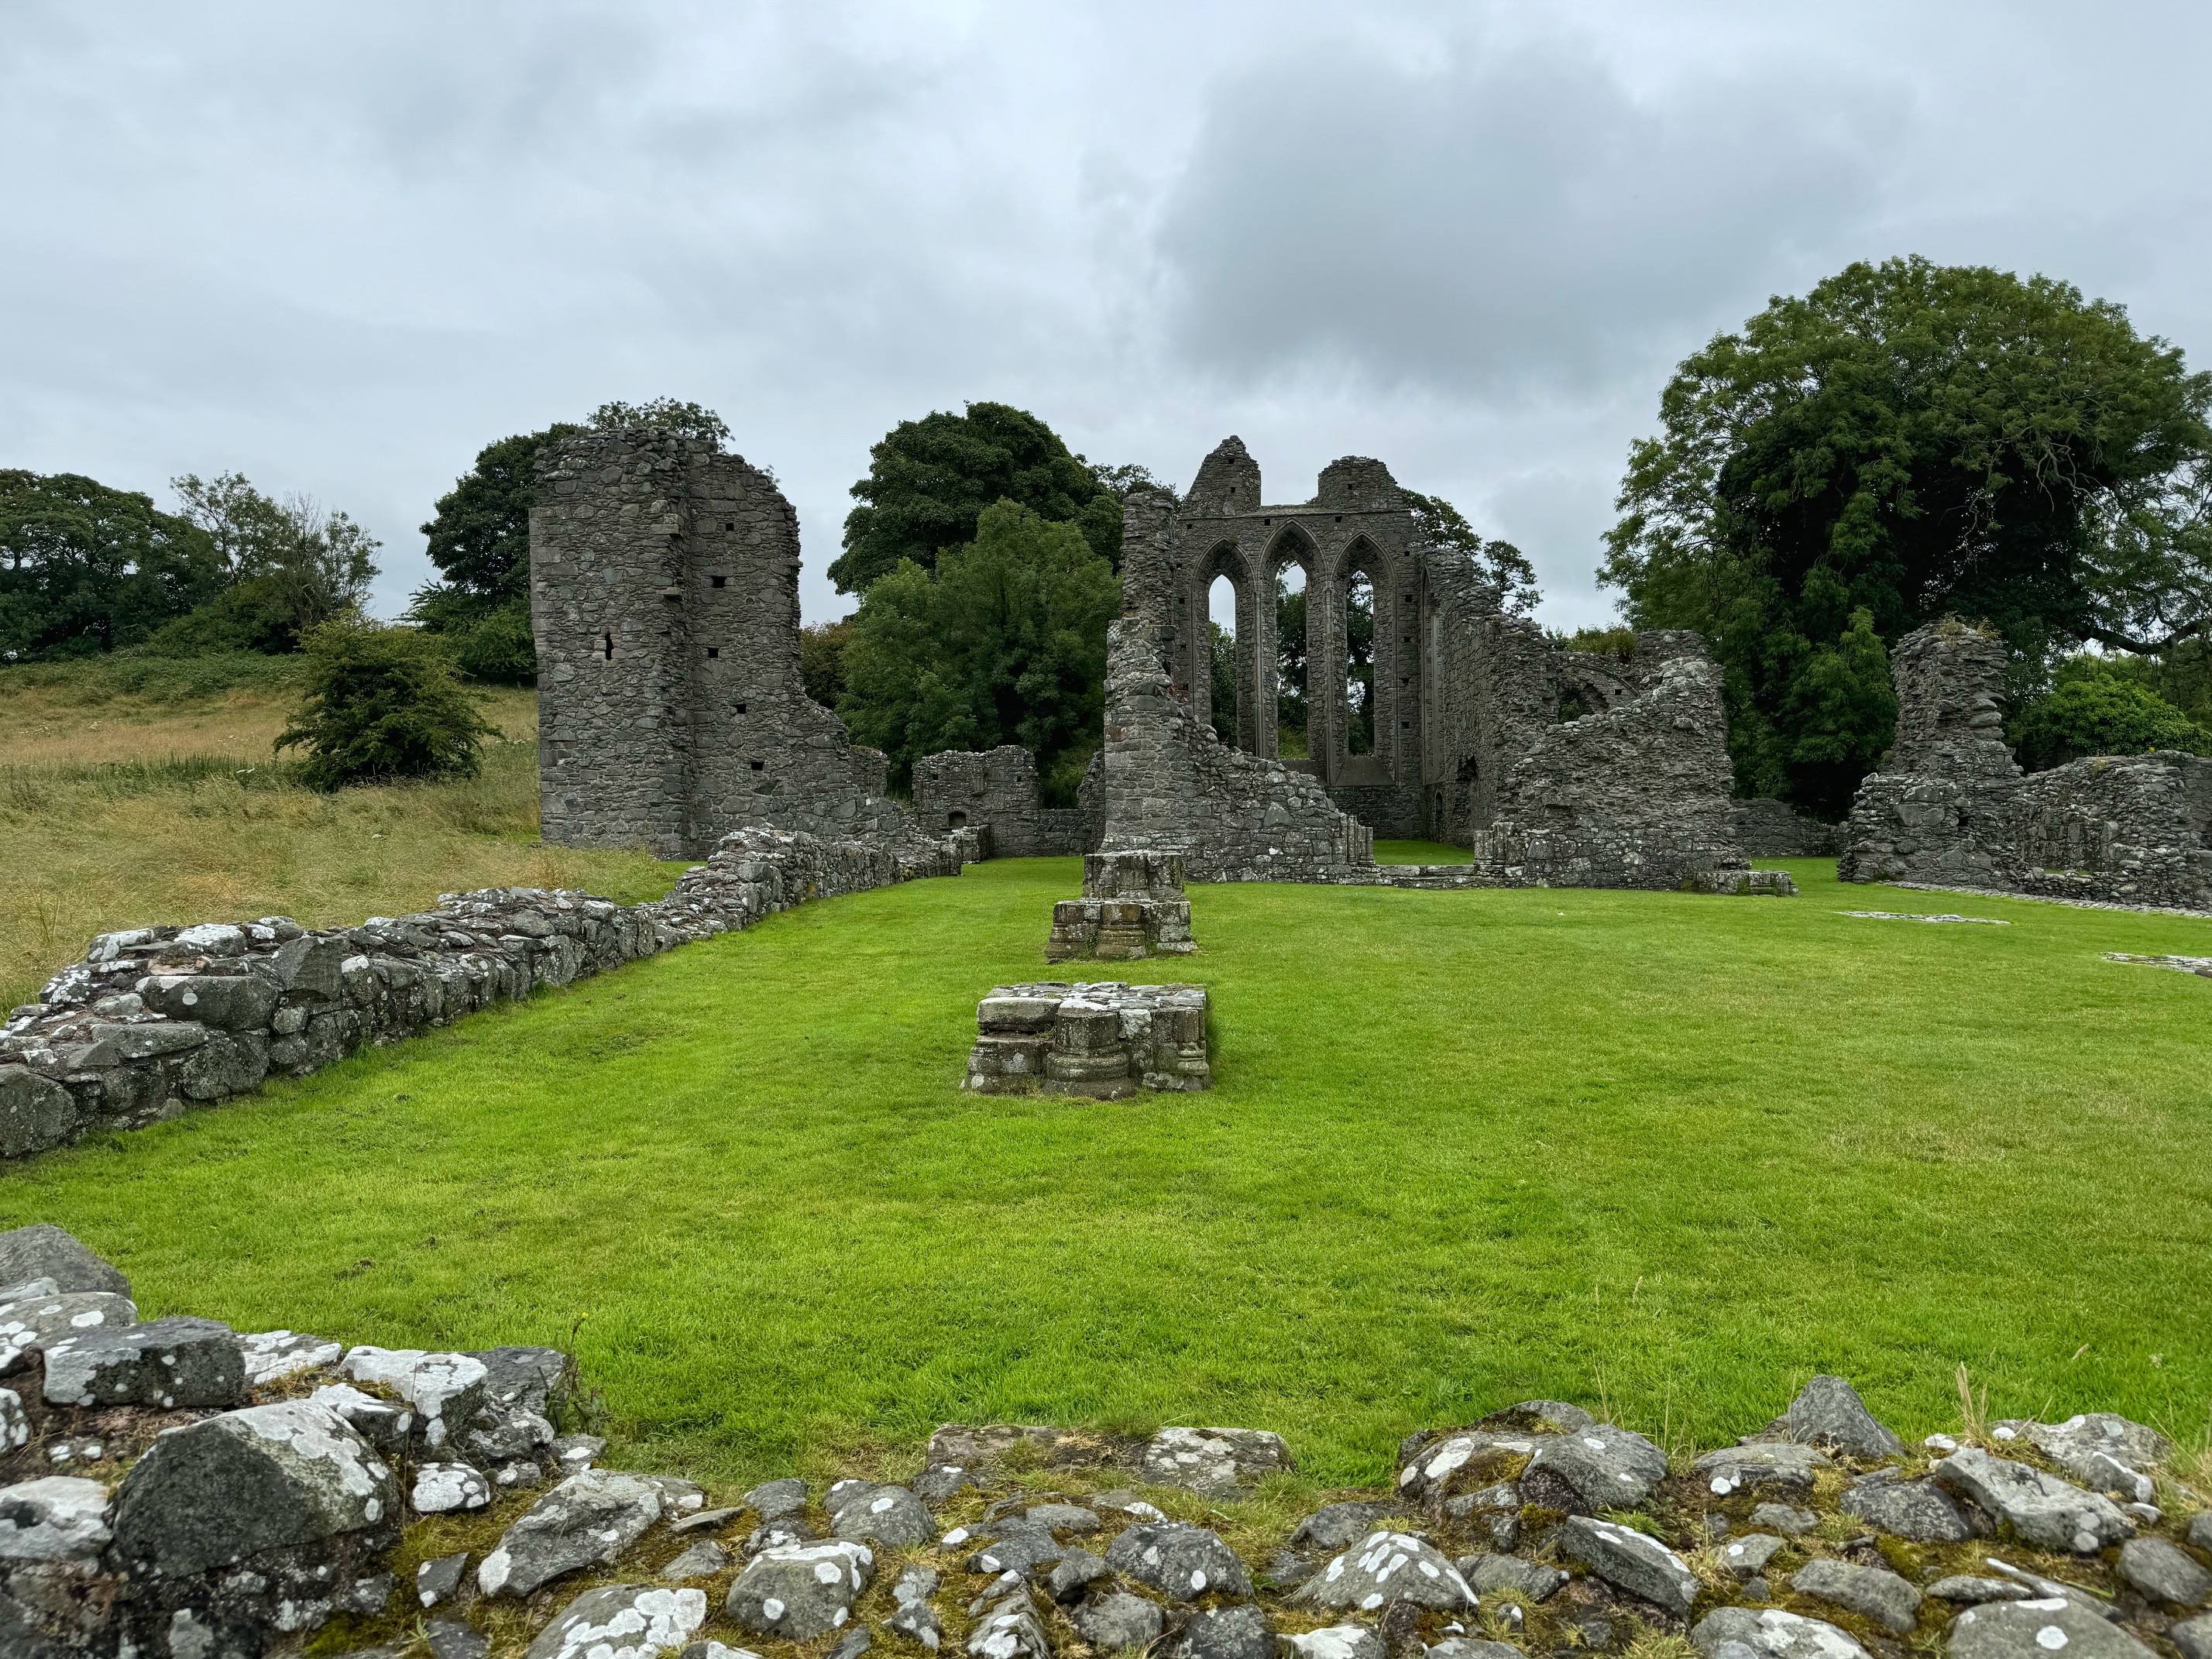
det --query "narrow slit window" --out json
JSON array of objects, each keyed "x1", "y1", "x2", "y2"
[
  {"x1": 750, "y1": 760, "x2": 764, "y2": 771},
  {"x1": 706, "y1": 647, "x2": 719, "y2": 659},
  {"x1": 711, "y1": 574, "x2": 726, "y2": 589},
  {"x1": 601, "y1": 632, "x2": 613, "y2": 661},
  {"x1": 735, "y1": 702, "x2": 747, "y2": 713}
]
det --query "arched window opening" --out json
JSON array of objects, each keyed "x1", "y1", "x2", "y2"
[
  {"x1": 1208, "y1": 575, "x2": 1238, "y2": 744},
  {"x1": 1276, "y1": 562, "x2": 1307, "y2": 759},
  {"x1": 1345, "y1": 571, "x2": 1376, "y2": 754}
]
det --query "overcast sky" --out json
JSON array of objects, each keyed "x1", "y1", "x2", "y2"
[{"x1": 6, "y1": 0, "x2": 2210, "y2": 630}]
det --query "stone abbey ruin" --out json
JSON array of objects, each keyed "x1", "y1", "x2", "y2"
[{"x1": 531, "y1": 428, "x2": 1764, "y2": 892}]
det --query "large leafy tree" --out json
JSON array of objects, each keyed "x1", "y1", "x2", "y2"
[
  {"x1": 152, "y1": 472, "x2": 380, "y2": 654},
  {"x1": 833, "y1": 402, "x2": 1122, "y2": 593},
  {"x1": 1405, "y1": 492, "x2": 1540, "y2": 616},
  {"x1": 2011, "y1": 656, "x2": 2209, "y2": 771},
  {"x1": 1601, "y1": 256, "x2": 2212, "y2": 816},
  {"x1": 837, "y1": 500, "x2": 1121, "y2": 796},
  {"x1": 0, "y1": 471, "x2": 223, "y2": 658}
]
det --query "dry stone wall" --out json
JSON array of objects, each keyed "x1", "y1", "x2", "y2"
[
  {"x1": 0, "y1": 827, "x2": 965, "y2": 1163},
  {"x1": 1, "y1": 1232, "x2": 2200, "y2": 1659},
  {"x1": 1843, "y1": 624, "x2": 2212, "y2": 908}
]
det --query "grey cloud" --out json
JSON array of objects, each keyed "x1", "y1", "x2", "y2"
[{"x1": 1154, "y1": 33, "x2": 1908, "y2": 393}]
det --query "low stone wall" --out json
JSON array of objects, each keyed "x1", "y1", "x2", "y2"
[
  {"x1": 963, "y1": 981, "x2": 1211, "y2": 1097},
  {"x1": 0, "y1": 826, "x2": 966, "y2": 1162},
  {"x1": 1732, "y1": 799, "x2": 1843, "y2": 857},
  {"x1": 3, "y1": 1224, "x2": 2201, "y2": 1659}
]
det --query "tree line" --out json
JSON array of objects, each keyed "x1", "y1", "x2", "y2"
[{"x1": 12, "y1": 253, "x2": 2212, "y2": 814}]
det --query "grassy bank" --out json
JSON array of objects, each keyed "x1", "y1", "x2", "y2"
[
  {"x1": 2, "y1": 857, "x2": 2204, "y2": 1491},
  {"x1": 0, "y1": 668, "x2": 679, "y2": 1008}
]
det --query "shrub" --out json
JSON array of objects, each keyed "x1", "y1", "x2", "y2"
[
  {"x1": 276, "y1": 619, "x2": 497, "y2": 790},
  {"x1": 447, "y1": 598, "x2": 538, "y2": 685},
  {"x1": 2012, "y1": 667, "x2": 2210, "y2": 771}
]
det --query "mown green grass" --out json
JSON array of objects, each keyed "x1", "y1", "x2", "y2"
[
  {"x1": 1376, "y1": 838, "x2": 1477, "y2": 864},
  {"x1": 3, "y1": 857, "x2": 2207, "y2": 1493}
]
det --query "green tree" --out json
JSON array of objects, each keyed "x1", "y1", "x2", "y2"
[
  {"x1": 410, "y1": 426, "x2": 581, "y2": 684},
  {"x1": 1601, "y1": 256, "x2": 2212, "y2": 812},
  {"x1": 1275, "y1": 578, "x2": 1307, "y2": 756},
  {"x1": 800, "y1": 619, "x2": 852, "y2": 710},
  {"x1": 0, "y1": 471, "x2": 222, "y2": 658},
  {"x1": 2011, "y1": 657, "x2": 2210, "y2": 771},
  {"x1": 1404, "y1": 491, "x2": 1540, "y2": 615},
  {"x1": 1208, "y1": 621, "x2": 1238, "y2": 744},
  {"x1": 837, "y1": 500, "x2": 1121, "y2": 794},
  {"x1": 149, "y1": 473, "x2": 380, "y2": 654},
  {"x1": 276, "y1": 617, "x2": 497, "y2": 789},
  {"x1": 833, "y1": 403, "x2": 1121, "y2": 593}
]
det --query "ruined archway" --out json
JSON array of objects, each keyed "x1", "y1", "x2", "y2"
[
  {"x1": 1264, "y1": 527, "x2": 1316, "y2": 763},
  {"x1": 1198, "y1": 540, "x2": 1259, "y2": 750}
]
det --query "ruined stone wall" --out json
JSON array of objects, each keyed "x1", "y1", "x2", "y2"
[
  {"x1": 911, "y1": 746, "x2": 1101, "y2": 857},
  {"x1": 0, "y1": 826, "x2": 965, "y2": 1162},
  {"x1": 1842, "y1": 623, "x2": 2212, "y2": 908},
  {"x1": 1475, "y1": 636, "x2": 1746, "y2": 889},
  {"x1": 1732, "y1": 799, "x2": 1844, "y2": 857},
  {"x1": 533, "y1": 428, "x2": 908, "y2": 858},
  {"x1": 1100, "y1": 555, "x2": 1375, "y2": 882}
]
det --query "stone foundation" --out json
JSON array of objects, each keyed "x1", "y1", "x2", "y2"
[
  {"x1": 963, "y1": 982, "x2": 1211, "y2": 1097},
  {"x1": 1046, "y1": 850, "x2": 1196, "y2": 961}
]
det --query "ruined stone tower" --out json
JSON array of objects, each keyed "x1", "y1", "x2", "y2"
[{"x1": 530, "y1": 427, "x2": 905, "y2": 859}]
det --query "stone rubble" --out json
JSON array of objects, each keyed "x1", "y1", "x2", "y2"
[
  {"x1": 1045, "y1": 850, "x2": 1197, "y2": 963},
  {"x1": 0, "y1": 1232, "x2": 2197, "y2": 1659}
]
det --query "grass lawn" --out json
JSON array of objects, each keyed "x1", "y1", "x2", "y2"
[
  {"x1": 1376, "y1": 838, "x2": 1477, "y2": 864},
  {"x1": 3, "y1": 855, "x2": 2207, "y2": 1493}
]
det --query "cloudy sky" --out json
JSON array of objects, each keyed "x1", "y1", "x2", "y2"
[{"x1": 6, "y1": 0, "x2": 2210, "y2": 630}]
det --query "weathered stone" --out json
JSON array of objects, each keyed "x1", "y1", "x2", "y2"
[
  {"x1": 827, "y1": 1627, "x2": 871, "y2": 1659},
  {"x1": 830, "y1": 1483, "x2": 933, "y2": 1549},
  {"x1": 1521, "y1": 1424, "x2": 1669, "y2": 1513},
  {"x1": 1696, "y1": 1442, "x2": 1829, "y2": 1495},
  {"x1": 1176, "y1": 1603, "x2": 1273, "y2": 1659},
  {"x1": 459, "y1": 1345, "x2": 565, "y2": 1463},
  {"x1": 1046, "y1": 1547, "x2": 1111, "y2": 1603},
  {"x1": 1290, "y1": 1531, "x2": 1473, "y2": 1613},
  {"x1": 478, "y1": 1470, "x2": 666, "y2": 1598},
  {"x1": 1285, "y1": 1625, "x2": 1386, "y2": 1659},
  {"x1": 1296, "y1": 1503, "x2": 1401, "y2": 1552},
  {"x1": 1927, "y1": 1578, "x2": 2030, "y2": 1605},
  {"x1": 0, "y1": 1224, "x2": 129, "y2": 1297},
  {"x1": 339, "y1": 1347, "x2": 489, "y2": 1452},
  {"x1": 2172, "y1": 1613, "x2": 2212, "y2": 1659},
  {"x1": 1718, "y1": 1535, "x2": 1785, "y2": 1577},
  {"x1": 239, "y1": 1329, "x2": 344, "y2": 1385},
  {"x1": 0, "y1": 1070, "x2": 81, "y2": 1158},
  {"x1": 967, "y1": 1588, "x2": 1050, "y2": 1659},
  {"x1": 1930, "y1": 1448, "x2": 2135, "y2": 1554},
  {"x1": 1395, "y1": 1428, "x2": 1540, "y2": 1505},
  {"x1": 0, "y1": 1476, "x2": 111, "y2": 1562},
  {"x1": 1462, "y1": 1554, "x2": 1566, "y2": 1602},
  {"x1": 1024, "y1": 1502, "x2": 1101, "y2": 1535},
  {"x1": 664, "y1": 1540, "x2": 730, "y2": 1580},
  {"x1": 1839, "y1": 1472, "x2": 1972, "y2": 1541},
  {"x1": 413, "y1": 1462, "x2": 492, "y2": 1514},
  {"x1": 970, "y1": 1520, "x2": 1066, "y2": 1578},
  {"x1": 43, "y1": 1316, "x2": 245, "y2": 1409},
  {"x1": 1558, "y1": 1516, "x2": 1698, "y2": 1615},
  {"x1": 1073, "y1": 1591, "x2": 1163, "y2": 1650},
  {"x1": 1106, "y1": 1521, "x2": 1255, "y2": 1602},
  {"x1": 1427, "y1": 1641, "x2": 1521, "y2": 1659},
  {"x1": 417, "y1": 1552, "x2": 469, "y2": 1607},
  {"x1": 1692, "y1": 1606, "x2": 1870, "y2": 1659},
  {"x1": 1789, "y1": 1559, "x2": 1922, "y2": 1633},
  {"x1": 891, "y1": 1599, "x2": 945, "y2": 1650},
  {"x1": 1749, "y1": 1504, "x2": 1819, "y2": 1535},
  {"x1": 1141, "y1": 1426, "x2": 1293, "y2": 1495},
  {"x1": 309, "y1": 1383, "x2": 415, "y2": 1451},
  {"x1": 2115, "y1": 1537, "x2": 2211, "y2": 1607},
  {"x1": 1946, "y1": 1597, "x2": 2157, "y2": 1659},
  {"x1": 0, "y1": 1290, "x2": 138, "y2": 1370},
  {"x1": 1764, "y1": 1377, "x2": 1904, "y2": 1462},
  {"x1": 1996, "y1": 1416, "x2": 2175, "y2": 1491},
  {"x1": 744, "y1": 1477, "x2": 808, "y2": 1520},
  {"x1": 108, "y1": 1399, "x2": 397, "y2": 1577},
  {"x1": 524, "y1": 1585, "x2": 709, "y2": 1659},
  {"x1": 724, "y1": 1539, "x2": 873, "y2": 1640}
]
